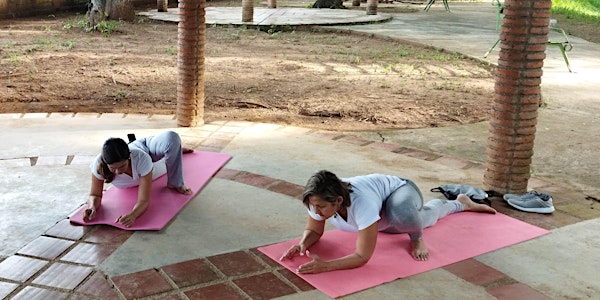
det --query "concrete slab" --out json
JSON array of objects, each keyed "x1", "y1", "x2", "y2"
[
  {"x1": 2, "y1": 2, "x2": 599, "y2": 298},
  {"x1": 479, "y1": 218, "x2": 600, "y2": 299},
  {"x1": 139, "y1": 7, "x2": 392, "y2": 26},
  {"x1": 99, "y1": 179, "x2": 309, "y2": 276}
]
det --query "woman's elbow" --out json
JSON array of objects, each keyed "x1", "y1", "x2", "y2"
[{"x1": 355, "y1": 253, "x2": 371, "y2": 267}]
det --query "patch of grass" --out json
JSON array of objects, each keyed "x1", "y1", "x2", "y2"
[
  {"x1": 61, "y1": 40, "x2": 76, "y2": 49},
  {"x1": 429, "y1": 50, "x2": 463, "y2": 62},
  {"x1": 94, "y1": 20, "x2": 120, "y2": 36},
  {"x1": 62, "y1": 15, "x2": 86, "y2": 31},
  {"x1": 3, "y1": 41, "x2": 16, "y2": 49},
  {"x1": 6, "y1": 52, "x2": 23, "y2": 64},
  {"x1": 26, "y1": 37, "x2": 53, "y2": 52},
  {"x1": 228, "y1": 27, "x2": 245, "y2": 40},
  {"x1": 112, "y1": 89, "x2": 130, "y2": 101},
  {"x1": 552, "y1": 0, "x2": 600, "y2": 23},
  {"x1": 394, "y1": 47, "x2": 410, "y2": 59},
  {"x1": 166, "y1": 45, "x2": 177, "y2": 55}
]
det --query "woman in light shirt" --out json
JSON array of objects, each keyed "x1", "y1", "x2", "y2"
[
  {"x1": 281, "y1": 170, "x2": 496, "y2": 274},
  {"x1": 83, "y1": 130, "x2": 192, "y2": 227}
]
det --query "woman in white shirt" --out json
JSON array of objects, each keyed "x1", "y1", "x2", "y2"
[
  {"x1": 83, "y1": 130, "x2": 192, "y2": 227},
  {"x1": 280, "y1": 170, "x2": 496, "y2": 274}
]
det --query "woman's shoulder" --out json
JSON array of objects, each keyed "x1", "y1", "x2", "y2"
[{"x1": 129, "y1": 147, "x2": 149, "y2": 157}]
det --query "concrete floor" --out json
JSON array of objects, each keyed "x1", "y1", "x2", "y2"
[{"x1": 1, "y1": 2, "x2": 599, "y2": 299}]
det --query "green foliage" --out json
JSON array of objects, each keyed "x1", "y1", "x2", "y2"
[
  {"x1": 62, "y1": 15, "x2": 86, "y2": 31},
  {"x1": 64, "y1": 14, "x2": 120, "y2": 36},
  {"x1": 552, "y1": 0, "x2": 600, "y2": 23},
  {"x1": 166, "y1": 45, "x2": 177, "y2": 55},
  {"x1": 92, "y1": 20, "x2": 119, "y2": 36}
]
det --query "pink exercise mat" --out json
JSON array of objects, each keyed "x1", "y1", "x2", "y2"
[
  {"x1": 69, "y1": 151, "x2": 231, "y2": 230},
  {"x1": 259, "y1": 212, "x2": 549, "y2": 298}
]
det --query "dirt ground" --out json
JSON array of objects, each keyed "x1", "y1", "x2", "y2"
[{"x1": 0, "y1": 1, "x2": 597, "y2": 131}]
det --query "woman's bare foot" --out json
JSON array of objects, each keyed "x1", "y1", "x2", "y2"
[
  {"x1": 457, "y1": 194, "x2": 496, "y2": 214},
  {"x1": 410, "y1": 238, "x2": 429, "y2": 261},
  {"x1": 182, "y1": 147, "x2": 194, "y2": 154},
  {"x1": 168, "y1": 185, "x2": 192, "y2": 195}
]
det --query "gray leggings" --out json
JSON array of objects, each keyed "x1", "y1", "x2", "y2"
[
  {"x1": 130, "y1": 130, "x2": 186, "y2": 188},
  {"x1": 378, "y1": 180, "x2": 463, "y2": 240}
]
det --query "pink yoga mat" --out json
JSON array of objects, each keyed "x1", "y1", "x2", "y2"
[
  {"x1": 259, "y1": 212, "x2": 549, "y2": 298},
  {"x1": 69, "y1": 151, "x2": 231, "y2": 230}
]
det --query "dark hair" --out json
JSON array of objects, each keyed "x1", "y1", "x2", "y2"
[
  {"x1": 302, "y1": 170, "x2": 352, "y2": 209},
  {"x1": 97, "y1": 137, "x2": 130, "y2": 183}
]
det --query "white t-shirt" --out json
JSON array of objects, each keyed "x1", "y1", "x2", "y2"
[
  {"x1": 308, "y1": 174, "x2": 407, "y2": 232},
  {"x1": 90, "y1": 148, "x2": 154, "y2": 189}
]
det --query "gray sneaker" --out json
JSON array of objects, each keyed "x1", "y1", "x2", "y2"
[
  {"x1": 504, "y1": 191, "x2": 555, "y2": 214},
  {"x1": 503, "y1": 191, "x2": 552, "y2": 202}
]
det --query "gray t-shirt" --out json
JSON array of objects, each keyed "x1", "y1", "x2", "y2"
[{"x1": 308, "y1": 174, "x2": 407, "y2": 232}]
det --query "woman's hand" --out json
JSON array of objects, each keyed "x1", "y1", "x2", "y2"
[
  {"x1": 85, "y1": 175, "x2": 104, "y2": 222},
  {"x1": 280, "y1": 244, "x2": 306, "y2": 261},
  {"x1": 83, "y1": 208, "x2": 96, "y2": 222},
  {"x1": 296, "y1": 250, "x2": 328, "y2": 274},
  {"x1": 116, "y1": 213, "x2": 137, "y2": 227}
]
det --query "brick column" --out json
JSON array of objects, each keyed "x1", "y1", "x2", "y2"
[
  {"x1": 366, "y1": 0, "x2": 377, "y2": 15},
  {"x1": 484, "y1": 0, "x2": 552, "y2": 194},
  {"x1": 242, "y1": 0, "x2": 253, "y2": 22},
  {"x1": 157, "y1": 0, "x2": 168, "y2": 12},
  {"x1": 267, "y1": 0, "x2": 277, "y2": 9},
  {"x1": 176, "y1": 0, "x2": 206, "y2": 127}
]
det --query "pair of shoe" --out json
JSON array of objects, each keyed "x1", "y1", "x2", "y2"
[{"x1": 503, "y1": 191, "x2": 555, "y2": 214}]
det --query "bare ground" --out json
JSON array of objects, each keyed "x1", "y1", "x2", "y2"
[{"x1": 0, "y1": 1, "x2": 596, "y2": 131}]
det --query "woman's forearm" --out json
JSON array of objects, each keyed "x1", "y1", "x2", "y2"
[
  {"x1": 325, "y1": 252, "x2": 370, "y2": 272},
  {"x1": 299, "y1": 229, "x2": 322, "y2": 249},
  {"x1": 87, "y1": 195, "x2": 102, "y2": 209},
  {"x1": 129, "y1": 198, "x2": 150, "y2": 219}
]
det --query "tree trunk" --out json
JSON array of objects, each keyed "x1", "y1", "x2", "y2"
[{"x1": 86, "y1": 0, "x2": 135, "y2": 28}]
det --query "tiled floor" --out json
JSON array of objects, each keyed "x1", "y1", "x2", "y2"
[{"x1": 1, "y1": 118, "x2": 597, "y2": 299}]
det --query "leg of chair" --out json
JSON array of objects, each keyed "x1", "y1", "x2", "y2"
[
  {"x1": 484, "y1": 39, "x2": 500, "y2": 58},
  {"x1": 558, "y1": 44, "x2": 573, "y2": 73},
  {"x1": 443, "y1": 0, "x2": 450, "y2": 12},
  {"x1": 424, "y1": 0, "x2": 435, "y2": 11}
]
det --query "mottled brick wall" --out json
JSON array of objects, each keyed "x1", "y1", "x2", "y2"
[
  {"x1": 176, "y1": 0, "x2": 206, "y2": 127},
  {"x1": 484, "y1": 0, "x2": 552, "y2": 194}
]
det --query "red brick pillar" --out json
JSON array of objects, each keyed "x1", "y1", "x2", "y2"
[
  {"x1": 157, "y1": 0, "x2": 168, "y2": 12},
  {"x1": 176, "y1": 0, "x2": 206, "y2": 127},
  {"x1": 268, "y1": 0, "x2": 277, "y2": 9},
  {"x1": 484, "y1": 0, "x2": 552, "y2": 194},
  {"x1": 242, "y1": 0, "x2": 254, "y2": 22},
  {"x1": 366, "y1": 0, "x2": 377, "y2": 15}
]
